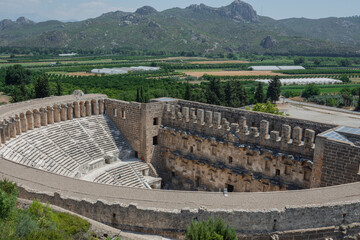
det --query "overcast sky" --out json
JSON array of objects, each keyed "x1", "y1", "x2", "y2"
[{"x1": 0, "y1": 0, "x2": 359, "y2": 22}]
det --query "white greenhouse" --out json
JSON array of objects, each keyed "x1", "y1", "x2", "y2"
[
  {"x1": 255, "y1": 78, "x2": 342, "y2": 85},
  {"x1": 249, "y1": 66, "x2": 305, "y2": 71},
  {"x1": 91, "y1": 66, "x2": 160, "y2": 75}
]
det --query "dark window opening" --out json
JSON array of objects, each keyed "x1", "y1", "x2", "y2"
[
  {"x1": 113, "y1": 213, "x2": 116, "y2": 218},
  {"x1": 276, "y1": 169, "x2": 280, "y2": 176},
  {"x1": 153, "y1": 117, "x2": 159, "y2": 125},
  {"x1": 171, "y1": 171, "x2": 175, "y2": 177},
  {"x1": 112, "y1": 108, "x2": 117, "y2": 117},
  {"x1": 134, "y1": 151, "x2": 138, "y2": 158},
  {"x1": 228, "y1": 156, "x2": 233, "y2": 164},
  {"x1": 195, "y1": 177, "x2": 200, "y2": 187},
  {"x1": 190, "y1": 146, "x2": 194, "y2": 153},
  {"x1": 105, "y1": 158, "x2": 111, "y2": 164},
  {"x1": 153, "y1": 136, "x2": 158, "y2": 145},
  {"x1": 251, "y1": 121, "x2": 255, "y2": 127},
  {"x1": 227, "y1": 184, "x2": 234, "y2": 192}
]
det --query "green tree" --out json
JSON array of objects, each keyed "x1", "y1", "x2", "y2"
[
  {"x1": 356, "y1": 88, "x2": 360, "y2": 111},
  {"x1": 185, "y1": 219, "x2": 237, "y2": 240},
  {"x1": 5, "y1": 65, "x2": 32, "y2": 85},
  {"x1": 339, "y1": 58, "x2": 351, "y2": 67},
  {"x1": 340, "y1": 88, "x2": 353, "y2": 107},
  {"x1": 233, "y1": 81, "x2": 247, "y2": 107},
  {"x1": 301, "y1": 84, "x2": 320, "y2": 99},
  {"x1": 35, "y1": 74, "x2": 50, "y2": 99},
  {"x1": 339, "y1": 74, "x2": 350, "y2": 83},
  {"x1": 294, "y1": 57, "x2": 305, "y2": 65},
  {"x1": 206, "y1": 76, "x2": 223, "y2": 105},
  {"x1": 254, "y1": 82, "x2": 265, "y2": 103},
  {"x1": 56, "y1": 80, "x2": 62, "y2": 96},
  {"x1": 313, "y1": 58, "x2": 321, "y2": 66},
  {"x1": 266, "y1": 76, "x2": 281, "y2": 103},
  {"x1": 184, "y1": 81, "x2": 191, "y2": 100},
  {"x1": 224, "y1": 81, "x2": 234, "y2": 107}
]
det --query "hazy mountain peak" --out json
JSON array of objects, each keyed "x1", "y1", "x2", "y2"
[
  {"x1": 187, "y1": 0, "x2": 258, "y2": 23},
  {"x1": 16, "y1": 17, "x2": 35, "y2": 25},
  {"x1": 135, "y1": 6, "x2": 158, "y2": 15}
]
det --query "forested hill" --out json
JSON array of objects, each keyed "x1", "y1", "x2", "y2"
[{"x1": 1, "y1": 0, "x2": 360, "y2": 56}]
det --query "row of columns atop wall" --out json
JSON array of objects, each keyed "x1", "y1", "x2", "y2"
[{"x1": 0, "y1": 99, "x2": 105, "y2": 146}]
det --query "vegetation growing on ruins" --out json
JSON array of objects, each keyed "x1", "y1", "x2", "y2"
[
  {"x1": 246, "y1": 101, "x2": 287, "y2": 116},
  {"x1": 185, "y1": 218, "x2": 237, "y2": 240},
  {"x1": 0, "y1": 179, "x2": 113, "y2": 240}
]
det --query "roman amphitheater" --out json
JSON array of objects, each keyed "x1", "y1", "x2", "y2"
[{"x1": 0, "y1": 92, "x2": 360, "y2": 239}]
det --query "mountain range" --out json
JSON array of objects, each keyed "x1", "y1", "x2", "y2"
[{"x1": 1, "y1": 0, "x2": 360, "y2": 56}]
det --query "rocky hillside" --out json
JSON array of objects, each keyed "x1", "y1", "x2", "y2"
[{"x1": 0, "y1": 0, "x2": 359, "y2": 55}]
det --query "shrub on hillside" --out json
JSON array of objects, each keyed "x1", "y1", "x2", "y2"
[{"x1": 185, "y1": 218, "x2": 237, "y2": 240}]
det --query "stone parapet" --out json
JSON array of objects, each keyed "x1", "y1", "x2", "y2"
[{"x1": 163, "y1": 104, "x2": 316, "y2": 158}]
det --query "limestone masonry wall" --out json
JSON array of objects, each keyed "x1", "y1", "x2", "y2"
[
  {"x1": 162, "y1": 103, "x2": 317, "y2": 159},
  {"x1": 105, "y1": 100, "x2": 164, "y2": 165},
  {"x1": 159, "y1": 127, "x2": 312, "y2": 191},
  {"x1": 175, "y1": 100, "x2": 336, "y2": 134},
  {"x1": 14, "y1": 182, "x2": 360, "y2": 239},
  {"x1": 312, "y1": 135, "x2": 360, "y2": 188}
]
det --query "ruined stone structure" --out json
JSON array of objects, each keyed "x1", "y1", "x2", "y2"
[{"x1": 0, "y1": 94, "x2": 359, "y2": 239}]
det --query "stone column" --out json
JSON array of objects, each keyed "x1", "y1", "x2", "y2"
[
  {"x1": 80, "y1": 102, "x2": 86, "y2": 117},
  {"x1": 67, "y1": 103, "x2": 74, "y2": 120},
  {"x1": 239, "y1": 117, "x2": 249, "y2": 135},
  {"x1": 182, "y1": 107, "x2": 190, "y2": 122},
  {"x1": 92, "y1": 100, "x2": 98, "y2": 115},
  {"x1": 60, "y1": 104, "x2": 67, "y2": 121},
  {"x1": 0, "y1": 124, "x2": 5, "y2": 144},
  {"x1": 33, "y1": 110, "x2": 41, "y2": 128},
  {"x1": 213, "y1": 112, "x2": 221, "y2": 129},
  {"x1": 292, "y1": 126, "x2": 303, "y2": 146},
  {"x1": 26, "y1": 112, "x2": 34, "y2": 130},
  {"x1": 197, "y1": 109, "x2": 205, "y2": 125},
  {"x1": 304, "y1": 129, "x2": 315, "y2": 149},
  {"x1": 260, "y1": 120, "x2": 270, "y2": 140},
  {"x1": 15, "y1": 116, "x2": 21, "y2": 135},
  {"x1": 40, "y1": 109, "x2": 48, "y2": 126},
  {"x1": 9, "y1": 118, "x2": 16, "y2": 138},
  {"x1": 74, "y1": 102, "x2": 80, "y2": 118},
  {"x1": 85, "y1": 101, "x2": 91, "y2": 116},
  {"x1": 98, "y1": 100, "x2": 104, "y2": 115},
  {"x1": 54, "y1": 105, "x2": 61, "y2": 122},
  {"x1": 20, "y1": 114, "x2": 27, "y2": 133},
  {"x1": 4, "y1": 121, "x2": 10, "y2": 141},
  {"x1": 47, "y1": 107, "x2": 54, "y2": 124}
]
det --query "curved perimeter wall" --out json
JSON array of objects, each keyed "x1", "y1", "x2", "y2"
[{"x1": 0, "y1": 95, "x2": 359, "y2": 239}]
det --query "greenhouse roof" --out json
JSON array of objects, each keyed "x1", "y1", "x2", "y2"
[{"x1": 255, "y1": 78, "x2": 342, "y2": 85}]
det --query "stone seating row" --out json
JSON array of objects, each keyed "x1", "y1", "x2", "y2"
[
  {"x1": 93, "y1": 160, "x2": 149, "y2": 188},
  {"x1": 0, "y1": 115, "x2": 132, "y2": 177}
]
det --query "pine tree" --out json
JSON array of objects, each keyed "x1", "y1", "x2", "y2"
[
  {"x1": 266, "y1": 76, "x2": 281, "y2": 103},
  {"x1": 206, "y1": 76, "x2": 223, "y2": 105},
  {"x1": 254, "y1": 82, "x2": 265, "y2": 103},
  {"x1": 56, "y1": 80, "x2": 62, "y2": 96},
  {"x1": 224, "y1": 81, "x2": 234, "y2": 107},
  {"x1": 233, "y1": 81, "x2": 247, "y2": 107},
  {"x1": 140, "y1": 87, "x2": 144, "y2": 103},
  {"x1": 34, "y1": 74, "x2": 50, "y2": 99},
  {"x1": 356, "y1": 88, "x2": 360, "y2": 111},
  {"x1": 136, "y1": 88, "x2": 140, "y2": 102},
  {"x1": 184, "y1": 81, "x2": 191, "y2": 100}
]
